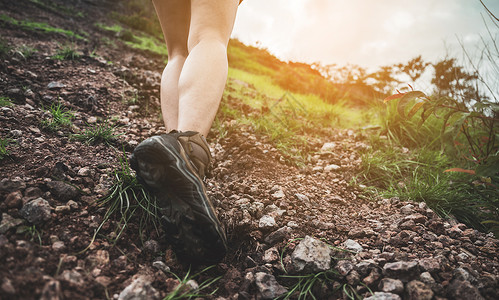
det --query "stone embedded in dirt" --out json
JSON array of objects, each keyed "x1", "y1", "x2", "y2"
[
  {"x1": 406, "y1": 280, "x2": 434, "y2": 300},
  {"x1": 291, "y1": 235, "x2": 332, "y2": 272},
  {"x1": 86, "y1": 250, "x2": 110, "y2": 268},
  {"x1": 118, "y1": 276, "x2": 160, "y2": 300},
  {"x1": 343, "y1": 239, "x2": 363, "y2": 253},
  {"x1": 417, "y1": 257, "x2": 441, "y2": 273},
  {"x1": 383, "y1": 261, "x2": 419, "y2": 282},
  {"x1": 24, "y1": 186, "x2": 43, "y2": 202},
  {"x1": 5, "y1": 191, "x2": 23, "y2": 208},
  {"x1": 335, "y1": 260, "x2": 354, "y2": 276},
  {"x1": 52, "y1": 241, "x2": 66, "y2": 252},
  {"x1": 1, "y1": 277, "x2": 16, "y2": 295},
  {"x1": 20, "y1": 197, "x2": 52, "y2": 225},
  {"x1": 0, "y1": 178, "x2": 26, "y2": 193},
  {"x1": 264, "y1": 226, "x2": 291, "y2": 245},
  {"x1": 324, "y1": 164, "x2": 341, "y2": 172},
  {"x1": 47, "y1": 181, "x2": 80, "y2": 202},
  {"x1": 271, "y1": 188, "x2": 285, "y2": 199},
  {"x1": 356, "y1": 259, "x2": 377, "y2": 276},
  {"x1": 364, "y1": 292, "x2": 401, "y2": 300},
  {"x1": 142, "y1": 240, "x2": 160, "y2": 256},
  {"x1": 320, "y1": 142, "x2": 336, "y2": 152},
  {"x1": 418, "y1": 272, "x2": 435, "y2": 284},
  {"x1": 40, "y1": 280, "x2": 61, "y2": 300},
  {"x1": 47, "y1": 81, "x2": 66, "y2": 89},
  {"x1": 400, "y1": 204, "x2": 415, "y2": 214},
  {"x1": 378, "y1": 278, "x2": 404, "y2": 294},
  {"x1": 264, "y1": 204, "x2": 286, "y2": 217},
  {"x1": 254, "y1": 272, "x2": 287, "y2": 299},
  {"x1": 294, "y1": 193, "x2": 311, "y2": 206},
  {"x1": 152, "y1": 261, "x2": 170, "y2": 273},
  {"x1": 258, "y1": 215, "x2": 276, "y2": 229},
  {"x1": 77, "y1": 167, "x2": 92, "y2": 177},
  {"x1": 263, "y1": 247, "x2": 279, "y2": 263},
  {"x1": 59, "y1": 270, "x2": 84, "y2": 286},
  {"x1": 452, "y1": 267, "x2": 474, "y2": 282}
]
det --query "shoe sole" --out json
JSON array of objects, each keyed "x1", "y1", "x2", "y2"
[{"x1": 130, "y1": 135, "x2": 227, "y2": 262}]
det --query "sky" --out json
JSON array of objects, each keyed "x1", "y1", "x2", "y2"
[{"x1": 231, "y1": 0, "x2": 499, "y2": 72}]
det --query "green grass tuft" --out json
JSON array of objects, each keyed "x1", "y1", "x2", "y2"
[
  {"x1": 0, "y1": 137, "x2": 14, "y2": 160},
  {"x1": 0, "y1": 96, "x2": 13, "y2": 107},
  {"x1": 0, "y1": 14, "x2": 85, "y2": 40},
  {"x1": 71, "y1": 121, "x2": 122, "y2": 146},
  {"x1": 52, "y1": 44, "x2": 80, "y2": 60},
  {"x1": 164, "y1": 266, "x2": 221, "y2": 300},
  {"x1": 40, "y1": 101, "x2": 74, "y2": 131}
]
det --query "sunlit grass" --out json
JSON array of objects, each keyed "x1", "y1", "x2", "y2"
[{"x1": 0, "y1": 14, "x2": 85, "y2": 40}]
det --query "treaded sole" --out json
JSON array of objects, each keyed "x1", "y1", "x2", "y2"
[{"x1": 130, "y1": 135, "x2": 227, "y2": 262}]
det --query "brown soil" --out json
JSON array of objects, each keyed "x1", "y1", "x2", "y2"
[{"x1": 1, "y1": 1, "x2": 498, "y2": 299}]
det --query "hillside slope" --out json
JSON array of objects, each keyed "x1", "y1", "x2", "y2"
[{"x1": 0, "y1": 1, "x2": 498, "y2": 299}]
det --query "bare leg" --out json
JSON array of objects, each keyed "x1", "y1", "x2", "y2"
[
  {"x1": 152, "y1": 0, "x2": 190, "y2": 132},
  {"x1": 177, "y1": 0, "x2": 239, "y2": 137}
]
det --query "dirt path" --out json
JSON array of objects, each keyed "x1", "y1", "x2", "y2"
[{"x1": 1, "y1": 1, "x2": 498, "y2": 299}]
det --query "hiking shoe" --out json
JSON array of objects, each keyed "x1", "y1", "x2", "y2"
[{"x1": 130, "y1": 131, "x2": 227, "y2": 262}]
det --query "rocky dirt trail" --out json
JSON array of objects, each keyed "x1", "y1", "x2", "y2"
[{"x1": 1, "y1": 1, "x2": 498, "y2": 299}]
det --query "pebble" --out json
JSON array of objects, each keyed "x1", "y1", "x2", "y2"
[
  {"x1": 291, "y1": 235, "x2": 332, "y2": 272},
  {"x1": 118, "y1": 276, "x2": 160, "y2": 300},
  {"x1": 263, "y1": 247, "x2": 279, "y2": 263},
  {"x1": 40, "y1": 280, "x2": 61, "y2": 300},
  {"x1": 5, "y1": 191, "x2": 22, "y2": 208},
  {"x1": 406, "y1": 280, "x2": 433, "y2": 300},
  {"x1": 254, "y1": 272, "x2": 287, "y2": 299},
  {"x1": 47, "y1": 181, "x2": 80, "y2": 202},
  {"x1": 52, "y1": 241, "x2": 66, "y2": 252},
  {"x1": 264, "y1": 226, "x2": 291, "y2": 245},
  {"x1": 378, "y1": 278, "x2": 404, "y2": 294},
  {"x1": 364, "y1": 292, "x2": 401, "y2": 300},
  {"x1": 152, "y1": 261, "x2": 170, "y2": 273},
  {"x1": 324, "y1": 164, "x2": 340, "y2": 172},
  {"x1": 47, "y1": 81, "x2": 65, "y2": 89},
  {"x1": 383, "y1": 261, "x2": 419, "y2": 282},
  {"x1": 343, "y1": 239, "x2": 363, "y2": 253},
  {"x1": 0, "y1": 178, "x2": 26, "y2": 193},
  {"x1": 258, "y1": 215, "x2": 276, "y2": 229},
  {"x1": 20, "y1": 197, "x2": 52, "y2": 225},
  {"x1": 320, "y1": 142, "x2": 336, "y2": 152}
]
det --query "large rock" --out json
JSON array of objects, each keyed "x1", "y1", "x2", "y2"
[
  {"x1": 291, "y1": 235, "x2": 332, "y2": 272},
  {"x1": 0, "y1": 178, "x2": 26, "y2": 193},
  {"x1": 383, "y1": 261, "x2": 419, "y2": 282},
  {"x1": 255, "y1": 272, "x2": 287, "y2": 299},
  {"x1": 118, "y1": 276, "x2": 160, "y2": 300},
  {"x1": 20, "y1": 197, "x2": 52, "y2": 225}
]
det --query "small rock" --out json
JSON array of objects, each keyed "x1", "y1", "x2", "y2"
[
  {"x1": 0, "y1": 213, "x2": 24, "y2": 234},
  {"x1": 320, "y1": 142, "x2": 336, "y2": 152},
  {"x1": 335, "y1": 260, "x2": 354, "y2": 276},
  {"x1": 324, "y1": 164, "x2": 340, "y2": 172},
  {"x1": 1, "y1": 278, "x2": 16, "y2": 294},
  {"x1": 379, "y1": 278, "x2": 404, "y2": 294},
  {"x1": 264, "y1": 204, "x2": 285, "y2": 217},
  {"x1": 52, "y1": 241, "x2": 66, "y2": 252},
  {"x1": 419, "y1": 272, "x2": 435, "y2": 284},
  {"x1": 452, "y1": 267, "x2": 473, "y2": 282},
  {"x1": 254, "y1": 272, "x2": 287, "y2": 299},
  {"x1": 40, "y1": 280, "x2": 61, "y2": 300},
  {"x1": 383, "y1": 261, "x2": 419, "y2": 282},
  {"x1": 400, "y1": 204, "x2": 415, "y2": 214},
  {"x1": 143, "y1": 240, "x2": 160, "y2": 255},
  {"x1": 47, "y1": 181, "x2": 79, "y2": 201},
  {"x1": 87, "y1": 116, "x2": 97, "y2": 124},
  {"x1": 264, "y1": 226, "x2": 291, "y2": 245},
  {"x1": 152, "y1": 261, "x2": 170, "y2": 273},
  {"x1": 60, "y1": 270, "x2": 84, "y2": 285},
  {"x1": 263, "y1": 247, "x2": 279, "y2": 263},
  {"x1": 55, "y1": 205, "x2": 71, "y2": 213},
  {"x1": 20, "y1": 197, "x2": 52, "y2": 225},
  {"x1": 343, "y1": 239, "x2": 363, "y2": 253},
  {"x1": 418, "y1": 257, "x2": 440, "y2": 273},
  {"x1": 258, "y1": 215, "x2": 276, "y2": 229},
  {"x1": 87, "y1": 250, "x2": 110, "y2": 268},
  {"x1": 364, "y1": 292, "x2": 401, "y2": 300},
  {"x1": 47, "y1": 81, "x2": 66, "y2": 89},
  {"x1": 118, "y1": 276, "x2": 160, "y2": 300},
  {"x1": 291, "y1": 235, "x2": 332, "y2": 272},
  {"x1": 406, "y1": 280, "x2": 433, "y2": 300},
  {"x1": 77, "y1": 167, "x2": 92, "y2": 177},
  {"x1": 271, "y1": 189, "x2": 285, "y2": 199},
  {"x1": 5, "y1": 191, "x2": 23, "y2": 208},
  {"x1": 24, "y1": 187, "x2": 43, "y2": 201},
  {"x1": 10, "y1": 129, "x2": 22, "y2": 137},
  {"x1": 0, "y1": 178, "x2": 26, "y2": 192}
]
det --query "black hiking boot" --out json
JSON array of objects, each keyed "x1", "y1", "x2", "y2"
[{"x1": 130, "y1": 130, "x2": 227, "y2": 262}]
